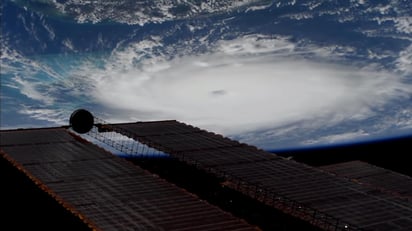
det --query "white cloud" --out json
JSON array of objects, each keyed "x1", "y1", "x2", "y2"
[
  {"x1": 62, "y1": 38, "x2": 75, "y2": 51},
  {"x1": 216, "y1": 35, "x2": 295, "y2": 55},
  {"x1": 13, "y1": 76, "x2": 54, "y2": 105},
  {"x1": 3, "y1": 33, "x2": 411, "y2": 150},
  {"x1": 18, "y1": 107, "x2": 66, "y2": 125},
  {"x1": 302, "y1": 130, "x2": 370, "y2": 145},
  {"x1": 245, "y1": 3, "x2": 273, "y2": 13},
  {"x1": 50, "y1": 0, "x2": 269, "y2": 25},
  {"x1": 80, "y1": 35, "x2": 412, "y2": 139},
  {"x1": 395, "y1": 17, "x2": 412, "y2": 34},
  {"x1": 397, "y1": 45, "x2": 412, "y2": 75}
]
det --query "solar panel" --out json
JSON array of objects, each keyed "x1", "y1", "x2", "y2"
[
  {"x1": 0, "y1": 128, "x2": 257, "y2": 231},
  {"x1": 321, "y1": 161, "x2": 412, "y2": 199},
  {"x1": 110, "y1": 121, "x2": 412, "y2": 231}
]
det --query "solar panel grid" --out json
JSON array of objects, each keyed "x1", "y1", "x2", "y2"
[
  {"x1": 322, "y1": 199, "x2": 406, "y2": 225},
  {"x1": 169, "y1": 154, "x2": 352, "y2": 230},
  {"x1": 126, "y1": 198, "x2": 252, "y2": 231},
  {"x1": 81, "y1": 177, "x2": 183, "y2": 203},
  {"x1": 291, "y1": 186, "x2": 353, "y2": 203},
  {"x1": 138, "y1": 200, "x2": 201, "y2": 222},
  {"x1": 1, "y1": 128, "x2": 258, "y2": 231},
  {"x1": 114, "y1": 122, "x2": 244, "y2": 154},
  {"x1": 197, "y1": 131, "x2": 241, "y2": 146},
  {"x1": 145, "y1": 133, "x2": 235, "y2": 153},
  {"x1": 81, "y1": 201, "x2": 160, "y2": 230},
  {"x1": 218, "y1": 161, "x2": 318, "y2": 186},
  {"x1": 114, "y1": 121, "x2": 198, "y2": 137},
  {"x1": 157, "y1": 209, "x2": 227, "y2": 228},
  {"x1": 25, "y1": 160, "x2": 132, "y2": 184},
  {"x1": 377, "y1": 175, "x2": 410, "y2": 192},
  {"x1": 321, "y1": 161, "x2": 412, "y2": 199},
  {"x1": 111, "y1": 121, "x2": 412, "y2": 231},
  {"x1": 0, "y1": 128, "x2": 75, "y2": 146},
  {"x1": 282, "y1": 184, "x2": 350, "y2": 204},
  {"x1": 179, "y1": 146, "x2": 280, "y2": 167},
  {"x1": 392, "y1": 219, "x2": 412, "y2": 229},
  {"x1": 308, "y1": 195, "x2": 357, "y2": 211},
  {"x1": 22, "y1": 163, "x2": 65, "y2": 183},
  {"x1": 1, "y1": 145, "x2": 75, "y2": 164},
  {"x1": 170, "y1": 220, "x2": 255, "y2": 231},
  {"x1": 2, "y1": 142, "x2": 116, "y2": 165},
  {"x1": 364, "y1": 222, "x2": 401, "y2": 231},
  {"x1": 324, "y1": 165, "x2": 387, "y2": 180}
]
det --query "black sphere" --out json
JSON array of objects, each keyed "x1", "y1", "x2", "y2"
[{"x1": 70, "y1": 109, "x2": 94, "y2": 134}]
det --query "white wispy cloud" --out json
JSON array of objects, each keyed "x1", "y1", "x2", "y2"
[
  {"x1": 395, "y1": 17, "x2": 412, "y2": 34},
  {"x1": 396, "y1": 44, "x2": 412, "y2": 75},
  {"x1": 50, "y1": 0, "x2": 270, "y2": 25},
  {"x1": 302, "y1": 130, "x2": 370, "y2": 145},
  {"x1": 13, "y1": 76, "x2": 54, "y2": 105},
  {"x1": 18, "y1": 107, "x2": 67, "y2": 125}
]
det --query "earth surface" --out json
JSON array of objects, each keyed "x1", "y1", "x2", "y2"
[{"x1": 1, "y1": 0, "x2": 412, "y2": 151}]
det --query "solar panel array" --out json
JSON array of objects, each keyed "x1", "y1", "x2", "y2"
[
  {"x1": 0, "y1": 128, "x2": 257, "y2": 231},
  {"x1": 321, "y1": 161, "x2": 412, "y2": 199},
  {"x1": 112, "y1": 121, "x2": 412, "y2": 231}
]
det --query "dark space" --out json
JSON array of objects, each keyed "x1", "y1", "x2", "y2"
[{"x1": 273, "y1": 135, "x2": 412, "y2": 177}]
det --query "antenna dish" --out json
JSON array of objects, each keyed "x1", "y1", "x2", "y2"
[{"x1": 70, "y1": 109, "x2": 94, "y2": 134}]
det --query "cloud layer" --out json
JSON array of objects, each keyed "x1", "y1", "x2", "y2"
[
  {"x1": 2, "y1": 32, "x2": 411, "y2": 149},
  {"x1": 80, "y1": 35, "x2": 412, "y2": 147}
]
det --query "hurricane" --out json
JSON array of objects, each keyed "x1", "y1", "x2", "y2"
[{"x1": 1, "y1": 0, "x2": 412, "y2": 150}]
